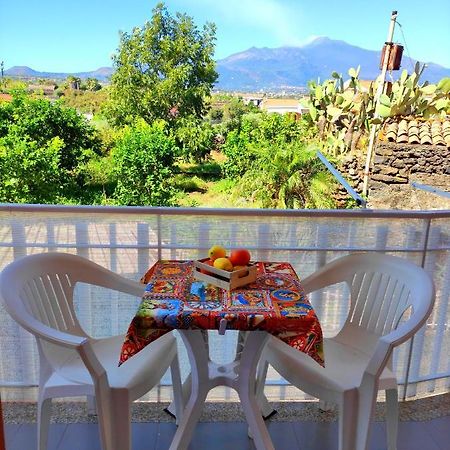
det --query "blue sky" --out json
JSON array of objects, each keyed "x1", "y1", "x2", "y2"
[{"x1": 1, "y1": 0, "x2": 449, "y2": 72}]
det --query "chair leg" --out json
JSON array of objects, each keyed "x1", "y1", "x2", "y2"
[
  {"x1": 338, "y1": 390, "x2": 358, "y2": 450},
  {"x1": 96, "y1": 389, "x2": 131, "y2": 450},
  {"x1": 353, "y1": 387, "x2": 377, "y2": 450},
  {"x1": 385, "y1": 388, "x2": 398, "y2": 450},
  {"x1": 170, "y1": 355, "x2": 184, "y2": 425},
  {"x1": 37, "y1": 396, "x2": 52, "y2": 450}
]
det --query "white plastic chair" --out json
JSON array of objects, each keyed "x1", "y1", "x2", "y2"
[
  {"x1": 257, "y1": 253, "x2": 435, "y2": 450},
  {"x1": 0, "y1": 252, "x2": 183, "y2": 450}
]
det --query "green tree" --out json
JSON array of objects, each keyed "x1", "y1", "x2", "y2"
[
  {"x1": 1, "y1": 94, "x2": 101, "y2": 171},
  {"x1": 66, "y1": 75, "x2": 81, "y2": 90},
  {"x1": 107, "y1": 2, "x2": 217, "y2": 126},
  {"x1": 174, "y1": 115, "x2": 214, "y2": 162},
  {"x1": 112, "y1": 120, "x2": 178, "y2": 206},
  {"x1": 0, "y1": 135, "x2": 66, "y2": 203},
  {"x1": 83, "y1": 78, "x2": 102, "y2": 91}
]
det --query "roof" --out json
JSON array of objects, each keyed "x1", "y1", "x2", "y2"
[
  {"x1": 0, "y1": 93, "x2": 13, "y2": 102},
  {"x1": 380, "y1": 118, "x2": 450, "y2": 148},
  {"x1": 262, "y1": 99, "x2": 300, "y2": 107}
]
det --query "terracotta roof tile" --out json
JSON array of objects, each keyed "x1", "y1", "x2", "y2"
[{"x1": 381, "y1": 118, "x2": 450, "y2": 148}]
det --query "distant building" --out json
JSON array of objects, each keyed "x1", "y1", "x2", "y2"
[
  {"x1": 0, "y1": 93, "x2": 13, "y2": 102},
  {"x1": 343, "y1": 79, "x2": 374, "y2": 93},
  {"x1": 242, "y1": 94, "x2": 264, "y2": 107},
  {"x1": 28, "y1": 84, "x2": 58, "y2": 96},
  {"x1": 260, "y1": 98, "x2": 309, "y2": 115}
]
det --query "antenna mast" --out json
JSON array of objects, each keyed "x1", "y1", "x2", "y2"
[{"x1": 362, "y1": 10, "x2": 398, "y2": 198}]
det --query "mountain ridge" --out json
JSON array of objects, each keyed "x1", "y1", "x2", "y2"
[{"x1": 5, "y1": 37, "x2": 450, "y2": 91}]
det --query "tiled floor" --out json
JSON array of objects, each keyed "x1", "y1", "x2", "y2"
[{"x1": 4, "y1": 416, "x2": 450, "y2": 450}]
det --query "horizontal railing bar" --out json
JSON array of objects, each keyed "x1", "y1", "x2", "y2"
[
  {"x1": 316, "y1": 151, "x2": 367, "y2": 208},
  {"x1": 1, "y1": 242, "x2": 448, "y2": 253},
  {"x1": 1, "y1": 203, "x2": 449, "y2": 219},
  {"x1": 411, "y1": 182, "x2": 450, "y2": 199}
]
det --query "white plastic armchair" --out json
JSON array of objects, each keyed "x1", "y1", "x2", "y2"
[
  {"x1": 257, "y1": 253, "x2": 435, "y2": 450},
  {"x1": 0, "y1": 252, "x2": 183, "y2": 450}
]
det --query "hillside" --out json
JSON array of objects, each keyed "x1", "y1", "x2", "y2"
[{"x1": 5, "y1": 37, "x2": 450, "y2": 90}]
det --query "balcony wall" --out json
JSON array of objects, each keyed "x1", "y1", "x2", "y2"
[{"x1": 0, "y1": 204, "x2": 449, "y2": 402}]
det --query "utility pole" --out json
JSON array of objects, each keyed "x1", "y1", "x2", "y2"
[{"x1": 362, "y1": 10, "x2": 398, "y2": 198}]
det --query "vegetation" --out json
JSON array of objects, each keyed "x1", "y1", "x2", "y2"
[
  {"x1": 107, "y1": 2, "x2": 217, "y2": 127},
  {"x1": 1, "y1": 3, "x2": 449, "y2": 210},
  {"x1": 306, "y1": 65, "x2": 450, "y2": 155}
]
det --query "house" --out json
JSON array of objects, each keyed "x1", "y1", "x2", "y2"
[
  {"x1": 27, "y1": 84, "x2": 58, "y2": 96},
  {"x1": 0, "y1": 93, "x2": 12, "y2": 103},
  {"x1": 260, "y1": 98, "x2": 309, "y2": 115}
]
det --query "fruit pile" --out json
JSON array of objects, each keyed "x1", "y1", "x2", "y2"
[{"x1": 205, "y1": 245, "x2": 251, "y2": 272}]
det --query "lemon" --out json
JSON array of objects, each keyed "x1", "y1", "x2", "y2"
[
  {"x1": 213, "y1": 257, "x2": 233, "y2": 271},
  {"x1": 208, "y1": 245, "x2": 226, "y2": 261}
]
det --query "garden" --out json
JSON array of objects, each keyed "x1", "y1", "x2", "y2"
[{"x1": 0, "y1": 3, "x2": 449, "y2": 209}]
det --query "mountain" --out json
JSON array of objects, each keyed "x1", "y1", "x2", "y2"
[
  {"x1": 4, "y1": 66, "x2": 113, "y2": 81},
  {"x1": 5, "y1": 37, "x2": 450, "y2": 90},
  {"x1": 215, "y1": 37, "x2": 450, "y2": 91}
]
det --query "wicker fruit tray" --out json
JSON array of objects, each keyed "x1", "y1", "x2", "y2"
[{"x1": 193, "y1": 258, "x2": 257, "y2": 290}]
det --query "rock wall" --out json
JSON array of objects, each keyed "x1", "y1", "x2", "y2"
[{"x1": 338, "y1": 142, "x2": 450, "y2": 209}]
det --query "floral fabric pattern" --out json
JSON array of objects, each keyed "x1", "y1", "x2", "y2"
[{"x1": 120, "y1": 260, "x2": 324, "y2": 366}]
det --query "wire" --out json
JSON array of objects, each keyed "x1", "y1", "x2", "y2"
[{"x1": 396, "y1": 21, "x2": 416, "y2": 72}]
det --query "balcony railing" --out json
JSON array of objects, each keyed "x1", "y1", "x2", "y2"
[{"x1": 0, "y1": 204, "x2": 449, "y2": 402}]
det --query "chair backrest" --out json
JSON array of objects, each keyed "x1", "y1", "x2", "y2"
[
  {"x1": 0, "y1": 252, "x2": 140, "y2": 375},
  {"x1": 303, "y1": 253, "x2": 435, "y2": 352}
]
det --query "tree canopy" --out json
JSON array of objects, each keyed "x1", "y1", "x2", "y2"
[{"x1": 108, "y1": 2, "x2": 218, "y2": 126}]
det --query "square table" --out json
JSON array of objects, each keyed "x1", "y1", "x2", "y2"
[{"x1": 120, "y1": 260, "x2": 324, "y2": 450}]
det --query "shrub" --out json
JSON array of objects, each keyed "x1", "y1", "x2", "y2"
[
  {"x1": 112, "y1": 120, "x2": 178, "y2": 206},
  {"x1": 0, "y1": 135, "x2": 66, "y2": 203},
  {"x1": 3, "y1": 95, "x2": 101, "y2": 171},
  {"x1": 174, "y1": 115, "x2": 214, "y2": 162},
  {"x1": 221, "y1": 130, "x2": 257, "y2": 179}
]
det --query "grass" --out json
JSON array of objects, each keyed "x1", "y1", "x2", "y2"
[{"x1": 174, "y1": 152, "x2": 257, "y2": 208}]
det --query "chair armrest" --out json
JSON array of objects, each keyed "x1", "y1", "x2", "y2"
[
  {"x1": 15, "y1": 311, "x2": 108, "y2": 381},
  {"x1": 301, "y1": 266, "x2": 348, "y2": 295},
  {"x1": 7, "y1": 311, "x2": 88, "y2": 349}
]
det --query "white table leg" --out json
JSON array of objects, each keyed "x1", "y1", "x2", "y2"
[
  {"x1": 169, "y1": 331, "x2": 210, "y2": 450},
  {"x1": 237, "y1": 332, "x2": 275, "y2": 450},
  {"x1": 168, "y1": 330, "x2": 275, "y2": 450}
]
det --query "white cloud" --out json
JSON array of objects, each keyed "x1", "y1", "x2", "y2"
[{"x1": 194, "y1": 0, "x2": 305, "y2": 46}]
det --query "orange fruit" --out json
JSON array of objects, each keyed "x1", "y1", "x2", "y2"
[{"x1": 229, "y1": 249, "x2": 251, "y2": 266}]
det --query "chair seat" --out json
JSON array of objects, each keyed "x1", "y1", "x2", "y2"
[
  {"x1": 52, "y1": 332, "x2": 176, "y2": 392},
  {"x1": 267, "y1": 335, "x2": 397, "y2": 397}
]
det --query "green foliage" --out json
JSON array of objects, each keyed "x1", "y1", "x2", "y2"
[
  {"x1": 107, "y1": 2, "x2": 217, "y2": 126},
  {"x1": 222, "y1": 112, "x2": 312, "y2": 179},
  {"x1": 236, "y1": 143, "x2": 336, "y2": 209},
  {"x1": 112, "y1": 120, "x2": 178, "y2": 206},
  {"x1": 208, "y1": 95, "x2": 259, "y2": 137},
  {"x1": 60, "y1": 88, "x2": 109, "y2": 115},
  {"x1": 221, "y1": 129, "x2": 255, "y2": 179},
  {"x1": 0, "y1": 135, "x2": 66, "y2": 203},
  {"x1": 1, "y1": 94, "x2": 101, "y2": 171},
  {"x1": 174, "y1": 115, "x2": 214, "y2": 162},
  {"x1": 307, "y1": 65, "x2": 450, "y2": 155},
  {"x1": 83, "y1": 78, "x2": 102, "y2": 92},
  {"x1": 220, "y1": 111, "x2": 335, "y2": 209},
  {"x1": 374, "y1": 65, "x2": 450, "y2": 119}
]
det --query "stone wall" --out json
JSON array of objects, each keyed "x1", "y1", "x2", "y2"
[{"x1": 338, "y1": 142, "x2": 450, "y2": 209}]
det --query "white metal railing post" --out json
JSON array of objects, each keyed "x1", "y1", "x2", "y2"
[
  {"x1": 137, "y1": 222, "x2": 150, "y2": 278},
  {"x1": 403, "y1": 217, "x2": 433, "y2": 399}
]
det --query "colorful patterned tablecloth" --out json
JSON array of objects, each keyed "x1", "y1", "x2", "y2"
[{"x1": 119, "y1": 260, "x2": 324, "y2": 366}]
